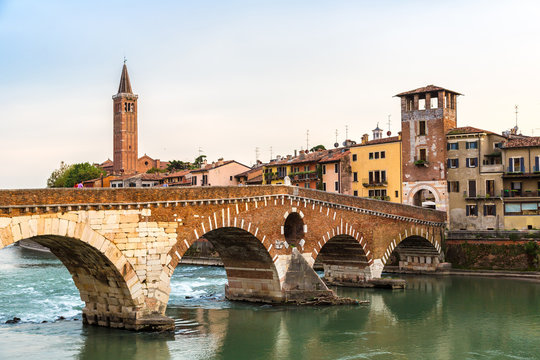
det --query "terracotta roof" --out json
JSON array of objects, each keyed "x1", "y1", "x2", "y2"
[
  {"x1": 395, "y1": 85, "x2": 461, "y2": 97},
  {"x1": 319, "y1": 150, "x2": 350, "y2": 163},
  {"x1": 246, "y1": 175, "x2": 263, "y2": 184},
  {"x1": 503, "y1": 137, "x2": 540, "y2": 149},
  {"x1": 123, "y1": 173, "x2": 164, "y2": 181},
  {"x1": 268, "y1": 150, "x2": 331, "y2": 166},
  {"x1": 100, "y1": 159, "x2": 113, "y2": 166},
  {"x1": 350, "y1": 136, "x2": 400, "y2": 148},
  {"x1": 117, "y1": 63, "x2": 133, "y2": 94},
  {"x1": 235, "y1": 166, "x2": 264, "y2": 178},
  {"x1": 191, "y1": 160, "x2": 249, "y2": 173},
  {"x1": 447, "y1": 126, "x2": 496, "y2": 136},
  {"x1": 165, "y1": 169, "x2": 191, "y2": 179}
]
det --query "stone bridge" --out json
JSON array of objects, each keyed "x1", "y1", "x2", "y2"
[{"x1": 0, "y1": 186, "x2": 445, "y2": 331}]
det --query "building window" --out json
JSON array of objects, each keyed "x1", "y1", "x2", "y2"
[
  {"x1": 447, "y1": 181, "x2": 460, "y2": 192},
  {"x1": 322, "y1": 165, "x2": 326, "y2": 175},
  {"x1": 511, "y1": 181, "x2": 522, "y2": 196},
  {"x1": 304, "y1": 183, "x2": 309, "y2": 188},
  {"x1": 230, "y1": 176, "x2": 233, "y2": 181},
  {"x1": 468, "y1": 180, "x2": 477, "y2": 197},
  {"x1": 374, "y1": 152, "x2": 379, "y2": 159},
  {"x1": 447, "y1": 143, "x2": 459, "y2": 150},
  {"x1": 202, "y1": 174, "x2": 208, "y2": 186},
  {"x1": 304, "y1": 166, "x2": 309, "y2": 172},
  {"x1": 509, "y1": 157, "x2": 524, "y2": 173},
  {"x1": 419, "y1": 121, "x2": 426, "y2": 135},
  {"x1": 323, "y1": 183, "x2": 326, "y2": 191},
  {"x1": 395, "y1": 190, "x2": 399, "y2": 198},
  {"x1": 486, "y1": 180, "x2": 495, "y2": 196},
  {"x1": 419, "y1": 148, "x2": 427, "y2": 161},
  {"x1": 353, "y1": 190, "x2": 358, "y2": 196},
  {"x1": 334, "y1": 164, "x2": 339, "y2": 173},
  {"x1": 352, "y1": 154, "x2": 357, "y2": 161},
  {"x1": 448, "y1": 158, "x2": 459, "y2": 168},
  {"x1": 494, "y1": 142, "x2": 503, "y2": 149},
  {"x1": 466, "y1": 204, "x2": 478, "y2": 216},
  {"x1": 466, "y1": 141, "x2": 478, "y2": 149},
  {"x1": 466, "y1": 158, "x2": 478, "y2": 168},
  {"x1": 381, "y1": 151, "x2": 386, "y2": 159},
  {"x1": 353, "y1": 172, "x2": 358, "y2": 182},
  {"x1": 192, "y1": 176, "x2": 197, "y2": 185},
  {"x1": 418, "y1": 98, "x2": 426, "y2": 110},
  {"x1": 369, "y1": 152, "x2": 374, "y2": 160},
  {"x1": 535, "y1": 156, "x2": 539, "y2": 172},
  {"x1": 335, "y1": 181, "x2": 339, "y2": 191},
  {"x1": 484, "y1": 204, "x2": 496, "y2": 216}
]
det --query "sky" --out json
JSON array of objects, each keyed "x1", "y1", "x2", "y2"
[{"x1": 2, "y1": 0, "x2": 540, "y2": 188}]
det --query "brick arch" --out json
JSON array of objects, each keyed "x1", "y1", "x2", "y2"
[
  {"x1": 380, "y1": 225, "x2": 442, "y2": 267},
  {"x1": 0, "y1": 216, "x2": 146, "y2": 329},
  {"x1": 165, "y1": 215, "x2": 282, "y2": 303},
  {"x1": 406, "y1": 184, "x2": 442, "y2": 207}
]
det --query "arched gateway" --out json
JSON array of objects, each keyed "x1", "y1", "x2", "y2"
[{"x1": 0, "y1": 186, "x2": 445, "y2": 331}]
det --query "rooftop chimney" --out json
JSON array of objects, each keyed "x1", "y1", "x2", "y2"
[{"x1": 362, "y1": 134, "x2": 369, "y2": 145}]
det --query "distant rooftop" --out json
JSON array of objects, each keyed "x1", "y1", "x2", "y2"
[
  {"x1": 395, "y1": 85, "x2": 461, "y2": 97},
  {"x1": 447, "y1": 126, "x2": 497, "y2": 136},
  {"x1": 503, "y1": 136, "x2": 540, "y2": 149}
]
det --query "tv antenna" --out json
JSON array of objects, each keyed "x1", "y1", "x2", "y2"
[
  {"x1": 515, "y1": 105, "x2": 519, "y2": 127},
  {"x1": 270, "y1": 146, "x2": 273, "y2": 160},
  {"x1": 387, "y1": 114, "x2": 391, "y2": 132},
  {"x1": 345, "y1": 125, "x2": 349, "y2": 140},
  {"x1": 255, "y1": 147, "x2": 260, "y2": 163},
  {"x1": 306, "y1": 130, "x2": 310, "y2": 151},
  {"x1": 198, "y1": 147, "x2": 204, "y2": 156}
]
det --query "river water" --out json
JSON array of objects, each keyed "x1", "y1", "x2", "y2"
[{"x1": 0, "y1": 245, "x2": 539, "y2": 360}]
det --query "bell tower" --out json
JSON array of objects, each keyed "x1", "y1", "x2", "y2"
[{"x1": 112, "y1": 62, "x2": 138, "y2": 175}]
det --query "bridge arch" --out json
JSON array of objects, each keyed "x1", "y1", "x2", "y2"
[
  {"x1": 166, "y1": 216, "x2": 283, "y2": 303},
  {"x1": 381, "y1": 227, "x2": 442, "y2": 272},
  {"x1": 314, "y1": 234, "x2": 374, "y2": 286},
  {"x1": 0, "y1": 216, "x2": 148, "y2": 330}
]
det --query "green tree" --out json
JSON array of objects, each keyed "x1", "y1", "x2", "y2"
[
  {"x1": 310, "y1": 144, "x2": 326, "y2": 152},
  {"x1": 193, "y1": 155, "x2": 207, "y2": 168},
  {"x1": 47, "y1": 162, "x2": 105, "y2": 188},
  {"x1": 46, "y1": 161, "x2": 71, "y2": 188},
  {"x1": 167, "y1": 160, "x2": 190, "y2": 172},
  {"x1": 147, "y1": 167, "x2": 167, "y2": 174}
]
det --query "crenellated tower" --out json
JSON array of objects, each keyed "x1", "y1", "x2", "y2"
[
  {"x1": 112, "y1": 63, "x2": 138, "y2": 175},
  {"x1": 396, "y1": 85, "x2": 461, "y2": 211}
]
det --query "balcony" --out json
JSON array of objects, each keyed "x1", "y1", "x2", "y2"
[
  {"x1": 464, "y1": 191, "x2": 502, "y2": 200},
  {"x1": 362, "y1": 178, "x2": 388, "y2": 188},
  {"x1": 414, "y1": 159, "x2": 429, "y2": 167},
  {"x1": 290, "y1": 171, "x2": 318, "y2": 182},
  {"x1": 503, "y1": 189, "x2": 540, "y2": 198},
  {"x1": 503, "y1": 166, "x2": 540, "y2": 178},
  {"x1": 481, "y1": 164, "x2": 504, "y2": 173}
]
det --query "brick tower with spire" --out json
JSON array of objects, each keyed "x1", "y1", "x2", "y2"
[{"x1": 112, "y1": 62, "x2": 138, "y2": 175}]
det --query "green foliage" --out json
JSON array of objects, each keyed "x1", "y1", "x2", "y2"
[
  {"x1": 523, "y1": 241, "x2": 539, "y2": 256},
  {"x1": 146, "y1": 167, "x2": 167, "y2": 174},
  {"x1": 167, "y1": 160, "x2": 192, "y2": 172},
  {"x1": 509, "y1": 233, "x2": 521, "y2": 241},
  {"x1": 194, "y1": 155, "x2": 207, "y2": 168},
  {"x1": 47, "y1": 162, "x2": 105, "y2": 188},
  {"x1": 46, "y1": 161, "x2": 70, "y2": 188},
  {"x1": 310, "y1": 144, "x2": 326, "y2": 152}
]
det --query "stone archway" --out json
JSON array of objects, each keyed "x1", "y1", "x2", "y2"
[
  {"x1": 0, "y1": 216, "x2": 168, "y2": 331},
  {"x1": 408, "y1": 184, "x2": 441, "y2": 209}
]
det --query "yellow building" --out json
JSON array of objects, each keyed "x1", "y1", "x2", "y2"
[
  {"x1": 501, "y1": 136, "x2": 540, "y2": 230},
  {"x1": 349, "y1": 131, "x2": 402, "y2": 203}
]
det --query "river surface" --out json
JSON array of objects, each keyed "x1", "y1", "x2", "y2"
[{"x1": 0, "y1": 245, "x2": 539, "y2": 360}]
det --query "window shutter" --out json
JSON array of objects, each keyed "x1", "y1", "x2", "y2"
[
  {"x1": 466, "y1": 206, "x2": 470, "y2": 216},
  {"x1": 536, "y1": 156, "x2": 539, "y2": 172},
  {"x1": 466, "y1": 158, "x2": 470, "y2": 167},
  {"x1": 456, "y1": 142, "x2": 459, "y2": 150},
  {"x1": 475, "y1": 157, "x2": 479, "y2": 167},
  {"x1": 521, "y1": 157, "x2": 525, "y2": 172},
  {"x1": 447, "y1": 143, "x2": 450, "y2": 150},
  {"x1": 509, "y1": 159, "x2": 514, "y2": 172},
  {"x1": 456, "y1": 159, "x2": 459, "y2": 168},
  {"x1": 483, "y1": 205, "x2": 487, "y2": 215},
  {"x1": 466, "y1": 142, "x2": 470, "y2": 149},
  {"x1": 447, "y1": 159, "x2": 451, "y2": 168}
]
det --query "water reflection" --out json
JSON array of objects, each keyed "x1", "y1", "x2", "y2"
[{"x1": 1, "y1": 245, "x2": 540, "y2": 359}]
